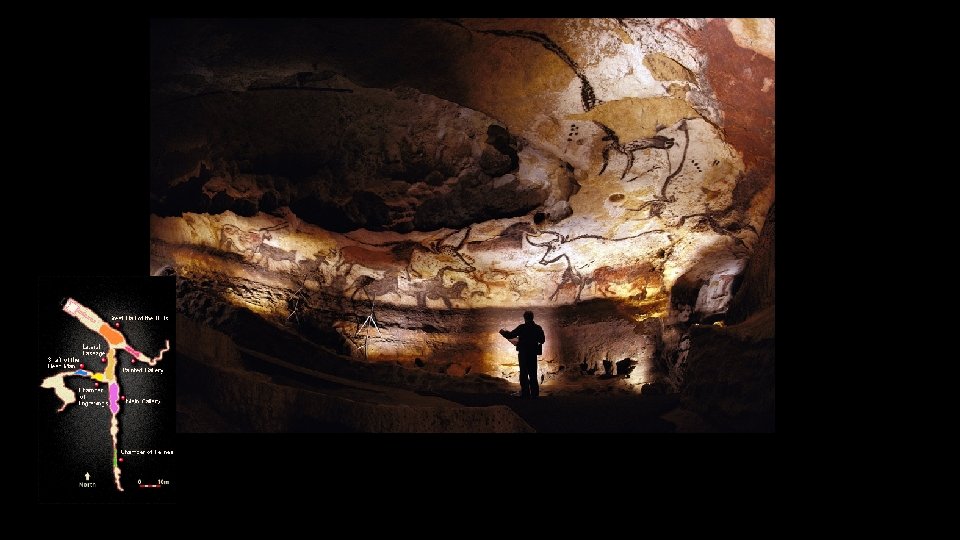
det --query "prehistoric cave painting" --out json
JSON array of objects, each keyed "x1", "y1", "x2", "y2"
[
  {"x1": 258, "y1": 243, "x2": 299, "y2": 272},
  {"x1": 458, "y1": 21, "x2": 701, "y2": 190},
  {"x1": 614, "y1": 124, "x2": 761, "y2": 256},
  {"x1": 413, "y1": 267, "x2": 470, "y2": 308},
  {"x1": 218, "y1": 223, "x2": 288, "y2": 263},
  {"x1": 307, "y1": 247, "x2": 363, "y2": 291},
  {"x1": 590, "y1": 263, "x2": 662, "y2": 299},
  {"x1": 471, "y1": 22, "x2": 711, "y2": 204},
  {"x1": 340, "y1": 227, "x2": 476, "y2": 286},
  {"x1": 408, "y1": 242, "x2": 475, "y2": 279},
  {"x1": 323, "y1": 245, "x2": 405, "y2": 304},
  {"x1": 346, "y1": 266, "x2": 474, "y2": 309},
  {"x1": 340, "y1": 226, "x2": 475, "y2": 280},
  {"x1": 506, "y1": 273, "x2": 535, "y2": 301},
  {"x1": 671, "y1": 207, "x2": 759, "y2": 253},
  {"x1": 407, "y1": 227, "x2": 476, "y2": 279},
  {"x1": 474, "y1": 28, "x2": 598, "y2": 112},
  {"x1": 327, "y1": 226, "x2": 479, "y2": 307},
  {"x1": 575, "y1": 96, "x2": 706, "y2": 184},
  {"x1": 472, "y1": 268, "x2": 522, "y2": 301},
  {"x1": 598, "y1": 123, "x2": 675, "y2": 181},
  {"x1": 298, "y1": 249, "x2": 331, "y2": 286},
  {"x1": 656, "y1": 18, "x2": 700, "y2": 47},
  {"x1": 467, "y1": 221, "x2": 535, "y2": 253},
  {"x1": 346, "y1": 271, "x2": 403, "y2": 304},
  {"x1": 620, "y1": 118, "x2": 728, "y2": 229},
  {"x1": 337, "y1": 245, "x2": 398, "y2": 277},
  {"x1": 525, "y1": 229, "x2": 668, "y2": 302}
]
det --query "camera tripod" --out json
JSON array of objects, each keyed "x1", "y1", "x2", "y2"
[
  {"x1": 354, "y1": 292, "x2": 383, "y2": 361},
  {"x1": 286, "y1": 287, "x2": 305, "y2": 328}
]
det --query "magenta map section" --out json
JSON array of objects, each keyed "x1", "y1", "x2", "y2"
[{"x1": 108, "y1": 383, "x2": 120, "y2": 415}]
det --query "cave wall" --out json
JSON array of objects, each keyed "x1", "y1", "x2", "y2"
[
  {"x1": 726, "y1": 204, "x2": 775, "y2": 324},
  {"x1": 150, "y1": 18, "x2": 775, "y2": 389},
  {"x1": 680, "y1": 202, "x2": 775, "y2": 431}
]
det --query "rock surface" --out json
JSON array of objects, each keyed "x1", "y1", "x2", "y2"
[{"x1": 680, "y1": 203, "x2": 775, "y2": 431}]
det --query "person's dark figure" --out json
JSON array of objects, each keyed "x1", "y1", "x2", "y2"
[{"x1": 500, "y1": 311, "x2": 545, "y2": 398}]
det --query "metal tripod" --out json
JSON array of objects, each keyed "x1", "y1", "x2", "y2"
[
  {"x1": 286, "y1": 287, "x2": 304, "y2": 327},
  {"x1": 355, "y1": 291, "x2": 383, "y2": 361}
]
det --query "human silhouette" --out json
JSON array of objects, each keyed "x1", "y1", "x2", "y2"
[{"x1": 500, "y1": 310, "x2": 546, "y2": 398}]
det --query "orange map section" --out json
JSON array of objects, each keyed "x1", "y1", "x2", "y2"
[{"x1": 99, "y1": 324, "x2": 125, "y2": 346}]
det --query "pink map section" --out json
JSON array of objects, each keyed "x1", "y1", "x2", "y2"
[{"x1": 108, "y1": 383, "x2": 120, "y2": 415}]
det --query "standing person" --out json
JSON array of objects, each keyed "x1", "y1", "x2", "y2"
[{"x1": 500, "y1": 311, "x2": 546, "y2": 398}]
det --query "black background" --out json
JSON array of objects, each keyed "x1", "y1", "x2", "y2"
[{"x1": 32, "y1": 16, "x2": 784, "y2": 505}]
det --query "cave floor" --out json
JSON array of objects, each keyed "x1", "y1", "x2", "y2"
[
  {"x1": 179, "y1": 382, "x2": 700, "y2": 433},
  {"x1": 175, "y1": 306, "x2": 715, "y2": 432},
  {"x1": 259, "y1": 342, "x2": 694, "y2": 433},
  {"x1": 179, "y1": 350, "x2": 706, "y2": 432},
  {"x1": 424, "y1": 387, "x2": 683, "y2": 433}
]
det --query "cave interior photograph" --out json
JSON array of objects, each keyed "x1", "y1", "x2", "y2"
[{"x1": 148, "y1": 17, "x2": 775, "y2": 434}]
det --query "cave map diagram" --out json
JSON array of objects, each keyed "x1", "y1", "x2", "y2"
[
  {"x1": 38, "y1": 277, "x2": 176, "y2": 503},
  {"x1": 42, "y1": 299, "x2": 169, "y2": 490}
]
